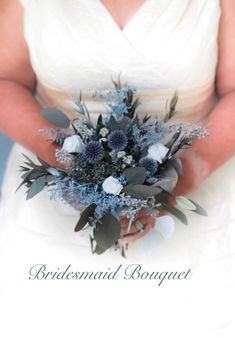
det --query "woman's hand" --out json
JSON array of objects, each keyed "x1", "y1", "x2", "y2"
[
  {"x1": 172, "y1": 146, "x2": 211, "y2": 197},
  {"x1": 119, "y1": 209, "x2": 156, "y2": 245}
]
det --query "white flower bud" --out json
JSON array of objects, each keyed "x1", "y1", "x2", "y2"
[
  {"x1": 99, "y1": 127, "x2": 109, "y2": 137},
  {"x1": 62, "y1": 135, "x2": 84, "y2": 153},
  {"x1": 117, "y1": 151, "x2": 126, "y2": 158}
]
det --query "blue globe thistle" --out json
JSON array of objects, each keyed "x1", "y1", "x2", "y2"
[
  {"x1": 118, "y1": 116, "x2": 132, "y2": 128},
  {"x1": 108, "y1": 130, "x2": 128, "y2": 151},
  {"x1": 139, "y1": 157, "x2": 158, "y2": 175},
  {"x1": 83, "y1": 141, "x2": 104, "y2": 163}
]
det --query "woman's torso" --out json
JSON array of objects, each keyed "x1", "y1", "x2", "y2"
[{"x1": 19, "y1": 0, "x2": 221, "y2": 123}]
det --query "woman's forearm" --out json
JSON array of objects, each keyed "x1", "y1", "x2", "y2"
[
  {"x1": 188, "y1": 91, "x2": 235, "y2": 177},
  {"x1": 0, "y1": 79, "x2": 59, "y2": 166}
]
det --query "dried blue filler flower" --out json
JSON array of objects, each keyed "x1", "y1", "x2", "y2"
[
  {"x1": 108, "y1": 130, "x2": 128, "y2": 151},
  {"x1": 83, "y1": 141, "x2": 104, "y2": 163},
  {"x1": 139, "y1": 157, "x2": 158, "y2": 175}
]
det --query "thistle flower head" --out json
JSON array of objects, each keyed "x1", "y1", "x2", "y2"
[
  {"x1": 139, "y1": 157, "x2": 157, "y2": 175},
  {"x1": 83, "y1": 141, "x2": 104, "y2": 163},
  {"x1": 118, "y1": 116, "x2": 132, "y2": 128},
  {"x1": 108, "y1": 130, "x2": 128, "y2": 152}
]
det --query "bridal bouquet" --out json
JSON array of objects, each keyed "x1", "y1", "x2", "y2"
[{"x1": 18, "y1": 81, "x2": 207, "y2": 255}]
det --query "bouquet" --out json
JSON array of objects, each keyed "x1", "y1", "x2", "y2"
[{"x1": 18, "y1": 80, "x2": 207, "y2": 256}]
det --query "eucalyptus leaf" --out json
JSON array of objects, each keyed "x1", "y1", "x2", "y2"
[
  {"x1": 154, "y1": 191, "x2": 169, "y2": 204},
  {"x1": 176, "y1": 196, "x2": 197, "y2": 211},
  {"x1": 44, "y1": 175, "x2": 57, "y2": 184},
  {"x1": 161, "y1": 202, "x2": 188, "y2": 225},
  {"x1": 168, "y1": 157, "x2": 184, "y2": 176},
  {"x1": 18, "y1": 166, "x2": 29, "y2": 172},
  {"x1": 157, "y1": 164, "x2": 178, "y2": 192},
  {"x1": 22, "y1": 160, "x2": 41, "y2": 170},
  {"x1": 47, "y1": 168, "x2": 60, "y2": 177},
  {"x1": 188, "y1": 199, "x2": 208, "y2": 216},
  {"x1": 26, "y1": 176, "x2": 46, "y2": 200},
  {"x1": 153, "y1": 177, "x2": 176, "y2": 187},
  {"x1": 74, "y1": 203, "x2": 97, "y2": 232},
  {"x1": 26, "y1": 171, "x2": 46, "y2": 180},
  {"x1": 123, "y1": 184, "x2": 161, "y2": 198},
  {"x1": 41, "y1": 108, "x2": 71, "y2": 128},
  {"x1": 94, "y1": 245, "x2": 107, "y2": 255},
  {"x1": 22, "y1": 153, "x2": 36, "y2": 165},
  {"x1": 93, "y1": 213, "x2": 121, "y2": 250},
  {"x1": 16, "y1": 170, "x2": 33, "y2": 193},
  {"x1": 21, "y1": 170, "x2": 33, "y2": 180},
  {"x1": 124, "y1": 167, "x2": 146, "y2": 185}
]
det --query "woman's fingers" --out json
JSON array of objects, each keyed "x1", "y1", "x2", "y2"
[
  {"x1": 119, "y1": 222, "x2": 153, "y2": 245},
  {"x1": 120, "y1": 215, "x2": 156, "y2": 243}
]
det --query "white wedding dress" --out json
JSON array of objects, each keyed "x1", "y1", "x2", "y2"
[{"x1": 0, "y1": 1, "x2": 235, "y2": 337}]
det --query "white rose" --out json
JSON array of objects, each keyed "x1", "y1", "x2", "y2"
[
  {"x1": 102, "y1": 176, "x2": 123, "y2": 195},
  {"x1": 62, "y1": 135, "x2": 84, "y2": 153},
  {"x1": 148, "y1": 143, "x2": 169, "y2": 163}
]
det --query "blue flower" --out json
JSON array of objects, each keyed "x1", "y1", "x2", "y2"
[
  {"x1": 139, "y1": 157, "x2": 157, "y2": 175},
  {"x1": 108, "y1": 130, "x2": 128, "y2": 151},
  {"x1": 83, "y1": 141, "x2": 104, "y2": 163},
  {"x1": 118, "y1": 116, "x2": 132, "y2": 128}
]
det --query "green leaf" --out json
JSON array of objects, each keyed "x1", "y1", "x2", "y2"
[
  {"x1": 22, "y1": 153, "x2": 35, "y2": 165},
  {"x1": 47, "y1": 168, "x2": 60, "y2": 176},
  {"x1": 188, "y1": 199, "x2": 208, "y2": 216},
  {"x1": 16, "y1": 170, "x2": 33, "y2": 192},
  {"x1": 169, "y1": 90, "x2": 179, "y2": 112},
  {"x1": 21, "y1": 170, "x2": 33, "y2": 180},
  {"x1": 161, "y1": 202, "x2": 188, "y2": 225},
  {"x1": 128, "y1": 98, "x2": 140, "y2": 118},
  {"x1": 21, "y1": 154, "x2": 41, "y2": 170},
  {"x1": 164, "y1": 90, "x2": 179, "y2": 122},
  {"x1": 26, "y1": 176, "x2": 46, "y2": 200},
  {"x1": 93, "y1": 213, "x2": 121, "y2": 250},
  {"x1": 107, "y1": 116, "x2": 119, "y2": 131},
  {"x1": 94, "y1": 245, "x2": 107, "y2": 255},
  {"x1": 17, "y1": 170, "x2": 43, "y2": 194},
  {"x1": 176, "y1": 196, "x2": 197, "y2": 211},
  {"x1": 44, "y1": 175, "x2": 57, "y2": 184},
  {"x1": 168, "y1": 158, "x2": 184, "y2": 176},
  {"x1": 154, "y1": 191, "x2": 169, "y2": 204},
  {"x1": 41, "y1": 108, "x2": 71, "y2": 128},
  {"x1": 74, "y1": 203, "x2": 97, "y2": 232},
  {"x1": 164, "y1": 131, "x2": 181, "y2": 153},
  {"x1": 97, "y1": 114, "x2": 103, "y2": 127},
  {"x1": 153, "y1": 177, "x2": 177, "y2": 187},
  {"x1": 124, "y1": 167, "x2": 146, "y2": 185},
  {"x1": 128, "y1": 115, "x2": 139, "y2": 129},
  {"x1": 123, "y1": 184, "x2": 161, "y2": 198}
]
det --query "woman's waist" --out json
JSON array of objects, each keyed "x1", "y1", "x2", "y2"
[{"x1": 35, "y1": 79, "x2": 218, "y2": 124}]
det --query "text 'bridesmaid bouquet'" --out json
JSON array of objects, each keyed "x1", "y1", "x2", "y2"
[{"x1": 18, "y1": 80, "x2": 207, "y2": 256}]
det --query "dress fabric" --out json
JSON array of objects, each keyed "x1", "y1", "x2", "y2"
[{"x1": 0, "y1": 1, "x2": 235, "y2": 337}]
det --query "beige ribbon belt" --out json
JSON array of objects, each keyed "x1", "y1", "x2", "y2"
[{"x1": 35, "y1": 80, "x2": 217, "y2": 124}]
